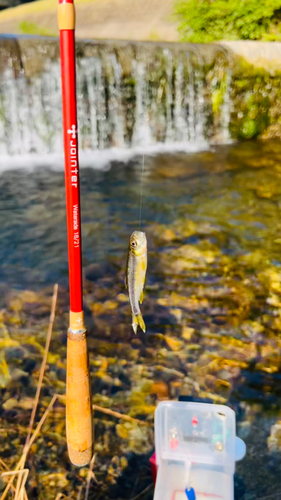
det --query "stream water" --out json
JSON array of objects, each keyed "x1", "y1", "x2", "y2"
[{"x1": 1, "y1": 141, "x2": 281, "y2": 500}]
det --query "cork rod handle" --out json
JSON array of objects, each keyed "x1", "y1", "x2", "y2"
[{"x1": 66, "y1": 330, "x2": 93, "y2": 466}]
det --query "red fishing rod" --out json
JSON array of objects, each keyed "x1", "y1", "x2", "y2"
[{"x1": 58, "y1": 0, "x2": 93, "y2": 466}]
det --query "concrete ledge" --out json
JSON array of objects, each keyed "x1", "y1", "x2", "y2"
[{"x1": 220, "y1": 41, "x2": 281, "y2": 75}]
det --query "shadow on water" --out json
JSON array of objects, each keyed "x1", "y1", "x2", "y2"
[{"x1": 2, "y1": 141, "x2": 281, "y2": 498}]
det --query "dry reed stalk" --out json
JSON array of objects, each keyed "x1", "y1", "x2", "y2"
[
  {"x1": 27, "y1": 394, "x2": 59, "y2": 451},
  {"x1": 257, "y1": 493, "x2": 281, "y2": 500},
  {"x1": 0, "y1": 458, "x2": 24, "y2": 500},
  {"x1": 25, "y1": 284, "x2": 58, "y2": 448},
  {"x1": 131, "y1": 484, "x2": 153, "y2": 500},
  {"x1": 16, "y1": 469, "x2": 28, "y2": 500},
  {"x1": 77, "y1": 485, "x2": 83, "y2": 500},
  {"x1": 0, "y1": 395, "x2": 60, "y2": 500},
  {"x1": 0, "y1": 459, "x2": 9, "y2": 471},
  {"x1": 92, "y1": 405, "x2": 151, "y2": 426},
  {"x1": 54, "y1": 493, "x2": 66, "y2": 500},
  {"x1": 1, "y1": 469, "x2": 29, "y2": 500},
  {"x1": 14, "y1": 469, "x2": 25, "y2": 500},
  {"x1": 0, "y1": 459, "x2": 18, "y2": 496},
  {"x1": 0, "y1": 285, "x2": 58, "y2": 500},
  {"x1": 17, "y1": 285, "x2": 58, "y2": 500},
  {"x1": 85, "y1": 453, "x2": 98, "y2": 500}
]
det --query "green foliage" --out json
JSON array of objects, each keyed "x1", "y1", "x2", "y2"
[
  {"x1": 19, "y1": 20, "x2": 55, "y2": 37},
  {"x1": 175, "y1": 0, "x2": 281, "y2": 42}
]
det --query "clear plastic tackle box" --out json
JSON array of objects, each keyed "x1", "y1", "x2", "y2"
[{"x1": 153, "y1": 401, "x2": 246, "y2": 500}]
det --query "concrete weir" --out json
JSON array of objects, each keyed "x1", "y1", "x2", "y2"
[{"x1": 0, "y1": 36, "x2": 281, "y2": 156}]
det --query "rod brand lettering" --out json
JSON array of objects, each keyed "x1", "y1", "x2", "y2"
[
  {"x1": 68, "y1": 125, "x2": 78, "y2": 188},
  {"x1": 67, "y1": 125, "x2": 77, "y2": 139}
]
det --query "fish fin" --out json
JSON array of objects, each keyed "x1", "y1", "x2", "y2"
[
  {"x1": 132, "y1": 316, "x2": 138, "y2": 334},
  {"x1": 138, "y1": 314, "x2": 146, "y2": 333},
  {"x1": 132, "y1": 313, "x2": 146, "y2": 334}
]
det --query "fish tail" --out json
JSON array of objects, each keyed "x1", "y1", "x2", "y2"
[{"x1": 132, "y1": 313, "x2": 146, "y2": 334}]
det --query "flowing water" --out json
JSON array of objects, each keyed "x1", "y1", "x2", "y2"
[
  {"x1": 0, "y1": 37, "x2": 230, "y2": 159},
  {"x1": 0, "y1": 36, "x2": 281, "y2": 500},
  {"x1": 1, "y1": 141, "x2": 281, "y2": 500}
]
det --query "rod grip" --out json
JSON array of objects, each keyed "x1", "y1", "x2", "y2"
[{"x1": 66, "y1": 330, "x2": 93, "y2": 466}]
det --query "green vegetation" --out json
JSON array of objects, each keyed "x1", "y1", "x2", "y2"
[
  {"x1": 19, "y1": 19, "x2": 55, "y2": 36},
  {"x1": 175, "y1": 0, "x2": 281, "y2": 42}
]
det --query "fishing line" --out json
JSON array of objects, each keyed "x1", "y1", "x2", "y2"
[{"x1": 138, "y1": 153, "x2": 145, "y2": 229}]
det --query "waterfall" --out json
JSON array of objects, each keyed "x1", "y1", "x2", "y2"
[
  {"x1": 0, "y1": 37, "x2": 232, "y2": 157},
  {"x1": 131, "y1": 58, "x2": 152, "y2": 147}
]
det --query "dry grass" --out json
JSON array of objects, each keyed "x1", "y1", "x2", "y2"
[
  {"x1": 84, "y1": 454, "x2": 98, "y2": 500},
  {"x1": 0, "y1": 0, "x2": 98, "y2": 22},
  {"x1": 25, "y1": 283, "x2": 58, "y2": 449},
  {"x1": 92, "y1": 404, "x2": 151, "y2": 426},
  {"x1": 0, "y1": 284, "x2": 58, "y2": 500},
  {"x1": 0, "y1": 284, "x2": 152, "y2": 500},
  {"x1": 0, "y1": 0, "x2": 178, "y2": 41}
]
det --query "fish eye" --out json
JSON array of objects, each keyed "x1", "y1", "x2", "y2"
[{"x1": 131, "y1": 241, "x2": 137, "y2": 246}]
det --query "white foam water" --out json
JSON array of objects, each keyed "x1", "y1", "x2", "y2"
[{"x1": 0, "y1": 140, "x2": 209, "y2": 172}]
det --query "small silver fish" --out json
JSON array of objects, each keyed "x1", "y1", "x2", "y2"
[{"x1": 125, "y1": 231, "x2": 147, "y2": 333}]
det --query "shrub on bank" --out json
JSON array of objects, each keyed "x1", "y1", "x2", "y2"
[{"x1": 175, "y1": 0, "x2": 281, "y2": 42}]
